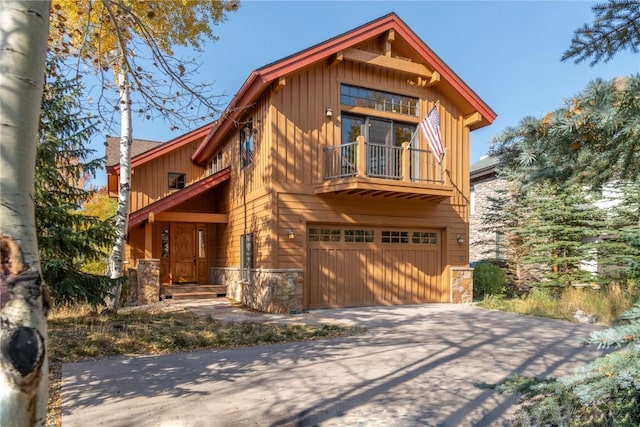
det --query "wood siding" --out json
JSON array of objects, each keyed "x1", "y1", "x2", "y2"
[
  {"x1": 122, "y1": 28, "x2": 484, "y2": 300},
  {"x1": 129, "y1": 139, "x2": 206, "y2": 213},
  {"x1": 206, "y1": 37, "x2": 475, "y2": 273}
]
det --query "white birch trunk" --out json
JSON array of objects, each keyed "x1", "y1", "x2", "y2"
[
  {"x1": 105, "y1": 65, "x2": 132, "y2": 312},
  {"x1": 0, "y1": 1, "x2": 50, "y2": 425}
]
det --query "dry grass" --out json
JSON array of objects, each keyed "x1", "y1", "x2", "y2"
[
  {"x1": 46, "y1": 302, "x2": 363, "y2": 427},
  {"x1": 480, "y1": 283, "x2": 638, "y2": 324}
]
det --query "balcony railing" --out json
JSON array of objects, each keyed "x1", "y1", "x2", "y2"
[{"x1": 323, "y1": 136, "x2": 444, "y2": 183}]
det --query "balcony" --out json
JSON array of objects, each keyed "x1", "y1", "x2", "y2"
[{"x1": 315, "y1": 136, "x2": 453, "y2": 201}]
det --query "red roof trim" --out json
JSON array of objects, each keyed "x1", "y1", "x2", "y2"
[
  {"x1": 114, "y1": 122, "x2": 215, "y2": 172},
  {"x1": 127, "y1": 167, "x2": 231, "y2": 229},
  {"x1": 192, "y1": 13, "x2": 496, "y2": 165}
]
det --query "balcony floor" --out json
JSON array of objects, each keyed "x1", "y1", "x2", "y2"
[{"x1": 315, "y1": 176, "x2": 453, "y2": 201}]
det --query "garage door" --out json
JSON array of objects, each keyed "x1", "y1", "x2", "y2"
[{"x1": 307, "y1": 226, "x2": 443, "y2": 308}]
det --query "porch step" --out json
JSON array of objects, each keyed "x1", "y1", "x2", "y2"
[{"x1": 161, "y1": 284, "x2": 227, "y2": 301}]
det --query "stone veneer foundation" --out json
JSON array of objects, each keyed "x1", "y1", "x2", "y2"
[
  {"x1": 450, "y1": 267, "x2": 474, "y2": 303},
  {"x1": 211, "y1": 267, "x2": 303, "y2": 314}
]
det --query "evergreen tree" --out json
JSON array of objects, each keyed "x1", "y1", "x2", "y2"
[
  {"x1": 593, "y1": 180, "x2": 640, "y2": 284},
  {"x1": 36, "y1": 58, "x2": 118, "y2": 306},
  {"x1": 500, "y1": 301, "x2": 640, "y2": 426},
  {"x1": 563, "y1": 0, "x2": 640, "y2": 65},
  {"x1": 515, "y1": 182, "x2": 603, "y2": 290},
  {"x1": 480, "y1": 177, "x2": 535, "y2": 293}
]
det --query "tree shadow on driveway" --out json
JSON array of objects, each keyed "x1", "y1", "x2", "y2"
[{"x1": 62, "y1": 304, "x2": 607, "y2": 427}]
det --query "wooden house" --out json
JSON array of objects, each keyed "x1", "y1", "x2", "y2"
[{"x1": 106, "y1": 13, "x2": 496, "y2": 312}]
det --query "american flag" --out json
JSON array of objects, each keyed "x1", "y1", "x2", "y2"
[{"x1": 419, "y1": 105, "x2": 444, "y2": 163}]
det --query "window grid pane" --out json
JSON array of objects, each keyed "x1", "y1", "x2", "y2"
[
  {"x1": 308, "y1": 228, "x2": 341, "y2": 242},
  {"x1": 412, "y1": 231, "x2": 437, "y2": 244},
  {"x1": 341, "y1": 84, "x2": 419, "y2": 117},
  {"x1": 382, "y1": 231, "x2": 409, "y2": 243},
  {"x1": 344, "y1": 229, "x2": 374, "y2": 243}
]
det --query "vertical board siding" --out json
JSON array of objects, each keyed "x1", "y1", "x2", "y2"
[{"x1": 129, "y1": 140, "x2": 206, "y2": 212}]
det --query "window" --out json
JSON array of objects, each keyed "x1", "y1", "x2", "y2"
[
  {"x1": 240, "y1": 121, "x2": 254, "y2": 169},
  {"x1": 161, "y1": 226, "x2": 170, "y2": 258},
  {"x1": 240, "y1": 233, "x2": 253, "y2": 282},
  {"x1": 341, "y1": 84, "x2": 419, "y2": 117},
  {"x1": 168, "y1": 172, "x2": 186, "y2": 190},
  {"x1": 495, "y1": 230, "x2": 506, "y2": 260},
  {"x1": 412, "y1": 232, "x2": 437, "y2": 244},
  {"x1": 382, "y1": 231, "x2": 409, "y2": 243},
  {"x1": 470, "y1": 185, "x2": 476, "y2": 215},
  {"x1": 308, "y1": 228, "x2": 341, "y2": 242},
  {"x1": 342, "y1": 114, "x2": 416, "y2": 179},
  {"x1": 208, "y1": 151, "x2": 223, "y2": 175},
  {"x1": 344, "y1": 229, "x2": 374, "y2": 243},
  {"x1": 198, "y1": 229, "x2": 206, "y2": 259}
]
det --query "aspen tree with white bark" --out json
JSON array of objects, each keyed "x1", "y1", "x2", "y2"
[
  {"x1": 49, "y1": 0, "x2": 239, "y2": 311},
  {"x1": 0, "y1": 1, "x2": 51, "y2": 425}
]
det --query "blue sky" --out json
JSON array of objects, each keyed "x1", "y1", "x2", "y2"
[{"x1": 92, "y1": 0, "x2": 639, "y2": 186}]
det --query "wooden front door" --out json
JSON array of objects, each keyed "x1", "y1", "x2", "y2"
[{"x1": 171, "y1": 223, "x2": 196, "y2": 283}]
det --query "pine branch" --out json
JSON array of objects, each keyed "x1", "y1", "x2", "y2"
[{"x1": 562, "y1": 0, "x2": 640, "y2": 65}]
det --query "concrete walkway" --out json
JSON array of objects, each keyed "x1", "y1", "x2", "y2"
[{"x1": 62, "y1": 301, "x2": 607, "y2": 427}]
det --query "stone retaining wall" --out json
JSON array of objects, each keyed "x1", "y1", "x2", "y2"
[{"x1": 211, "y1": 267, "x2": 303, "y2": 314}]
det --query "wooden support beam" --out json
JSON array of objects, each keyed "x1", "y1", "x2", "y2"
[
  {"x1": 273, "y1": 77, "x2": 286, "y2": 93},
  {"x1": 463, "y1": 112, "x2": 482, "y2": 127},
  {"x1": 328, "y1": 51, "x2": 343, "y2": 68},
  {"x1": 342, "y1": 48, "x2": 432, "y2": 79},
  {"x1": 384, "y1": 29, "x2": 395, "y2": 56},
  {"x1": 427, "y1": 71, "x2": 440, "y2": 87},
  {"x1": 144, "y1": 221, "x2": 153, "y2": 259},
  {"x1": 154, "y1": 212, "x2": 229, "y2": 223}
]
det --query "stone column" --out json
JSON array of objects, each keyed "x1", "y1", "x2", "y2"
[
  {"x1": 450, "y1": 267, "x2": 474, "y2": 303},
  {"x1": 137, "y1": 259, "x2": 160, "y2": 305},
  {"x1": 126, "y1": 267, "x2": 139, "y2": 306}
]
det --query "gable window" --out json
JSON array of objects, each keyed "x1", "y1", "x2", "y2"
[
  {"x1": 341, "y1": 84, "x2": 419, "y2": 117},
  {"x1": 240, "y1": 121, "x2": 254, "y2": 169},
  {"x1": 168, "y1": 172, "x2": 186, "y2": 190}
]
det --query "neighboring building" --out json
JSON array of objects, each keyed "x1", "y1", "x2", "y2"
[
  {"x1": 469, "y1": 155, "x2": 506, "y2": 263},
  {"x1": 106, "y1": 13, "x2": 496, "y2": 312}
]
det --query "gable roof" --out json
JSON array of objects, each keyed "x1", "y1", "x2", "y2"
[
  {"x1": 127, "y1": 167, "x2": 231, "y2": 229},
  {"x1": 192, "y1": 12, "x2": 496, "y2": 165},
  {"x1": 106, "y1": 122, "x2": 215, "y2": 172}
]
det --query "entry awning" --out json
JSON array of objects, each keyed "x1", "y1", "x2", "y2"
[{"x1": 128, "y1": 167, "x2": 231, "y2": 229}]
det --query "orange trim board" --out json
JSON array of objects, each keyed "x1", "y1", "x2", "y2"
[{"x1": 127, "y1": 167, "x2": 231, "y2": 229}]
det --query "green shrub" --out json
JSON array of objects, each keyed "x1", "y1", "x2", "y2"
[{"x1": 473, "y1": 261, "x2": 506, "y2": 299}]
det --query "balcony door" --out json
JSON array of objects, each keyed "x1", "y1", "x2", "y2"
[{"x1": 342, "y1": 115, "x2": 416, "y2": 179}]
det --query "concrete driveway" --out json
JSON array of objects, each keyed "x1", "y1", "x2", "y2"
[{"x1": 61, "y1": 303, "x2": 607, "y2": 426}]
